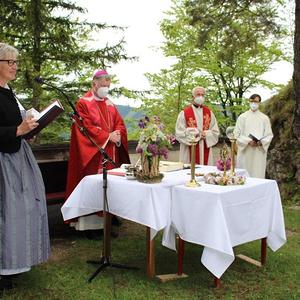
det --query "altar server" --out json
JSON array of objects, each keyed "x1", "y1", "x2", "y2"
[{"x1": 234, "y1": 94, "x2": 273, "y2": 178}]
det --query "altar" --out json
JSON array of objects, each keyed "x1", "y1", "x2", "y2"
[
  {"x1": 162, "y1": 177, "x2": 286, "y2": 280},
  {"x1": 61, "y1": 167, "x2": 285, "y2": 282},
  {"x1": 62, "y1": 167, "x2": 195, "y2": 276}
]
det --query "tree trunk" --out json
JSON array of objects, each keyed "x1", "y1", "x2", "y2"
[
  {"x1": 31, "y1": 0, "x2": 43, "y2": 109},
  {"x1": 293, "y1": 0, "x2": 300, "y2": 139}
]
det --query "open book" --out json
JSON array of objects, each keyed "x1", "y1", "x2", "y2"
[
  {"x1": 23, "y1": 99, "x2": 64, "y2": 139},
  {"x1": 248, "y1": 133, "x2": 267, "y2": 143},
  {"x1": 159, "y1": 161, "x2": 184, "y2": 172}
]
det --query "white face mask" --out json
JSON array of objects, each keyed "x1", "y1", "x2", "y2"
[
  {"x1": 97, "y1": 86, "x2": 109, "y2": 99},
  {"x1": 250, "y1": 102, "x2": 259, "y2": 111},
  {"x1": 194, "y1": 96, "x2": 205, "y2": 105}
]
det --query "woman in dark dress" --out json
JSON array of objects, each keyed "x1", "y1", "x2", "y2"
[{"x1": 0, "y1": 43, "x2": 50, "y2": 290}]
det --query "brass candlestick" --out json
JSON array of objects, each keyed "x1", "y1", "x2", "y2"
[
  {"x1": 226, "y1": 126, "x2": 237, "y2": 176},
  {"x1": 229, "y1": 139, "x2": 237, "y2": 175},
  {"x1": 220, "y1": 143, "x2": 229, "y2": 178},
  {"x1": 186, "y1": 137, "x2": 200, "y2": 188}
]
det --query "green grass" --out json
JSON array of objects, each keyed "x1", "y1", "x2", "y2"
[{"x1": 2, "y1": 206, "x2": 299, "y2": 300}]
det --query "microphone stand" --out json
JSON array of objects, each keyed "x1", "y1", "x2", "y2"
[
  {"x1": 71, "y1": 112, "x2": 138, "y2": 283},
  {"x1": 36, "y1": 78, "x2": 138, "y2": 282}
]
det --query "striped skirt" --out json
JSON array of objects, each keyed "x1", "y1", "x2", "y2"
[{"x1": 0, "y1": 140, "x2": 50, "y2": 274}]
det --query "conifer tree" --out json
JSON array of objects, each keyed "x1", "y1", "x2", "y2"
[{"x1": 0, "y1": 0, "x2": 130, "y2": 109}]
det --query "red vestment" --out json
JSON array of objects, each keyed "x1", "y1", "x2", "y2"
[
  {"x1": 183, "y1": 105, "x2": 211, "y2": 165},
  {"x1": 65, "y1": 91, "x2": 130, "y2": 199}
]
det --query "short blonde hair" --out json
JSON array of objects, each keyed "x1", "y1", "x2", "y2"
[
  {"x1": 0, "y1": 43, "x2": 18, "y2": 59},
  {"x1": 192, "y1": 86, "x2": 206, "y2": 96}
]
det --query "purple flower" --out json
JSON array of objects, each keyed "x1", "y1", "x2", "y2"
[
  {"x1": 136, "y1": 146, "x2": 143, "y2": 154},
  {"x1": 138, "y1": 119, "x2": 146, "y2": 129},
  {"x1": 216, "y1": 158, "x2": 231, "y2": 171},
  {"x1": 147, "y1": 144, "x2": 159, "y2": 155},
  {"x1": 159, "y1": 147, "x2": 168, "y2": 159},
  {"x1": 168, "y1": 134, "x2": 176, "y2": 145},
  {"x1": 226, "y1": 158, "x2": 231, "y2": 170}
]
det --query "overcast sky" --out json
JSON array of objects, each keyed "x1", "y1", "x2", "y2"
[{"x1": 77, "y1": 0, "x2": 293, "y2": 106}]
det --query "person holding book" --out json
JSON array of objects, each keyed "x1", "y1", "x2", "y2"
[
  {"x1": 65, "y1": 69, "x2": 130, "y2": 238},
  {"x1": 0, "y1": 43, "x2": 50, "y2": 290},
  {"x1": 234, "y1": 94, "x2": 273, "y2": 178},
  {"x1": 175, "y1": 86, "x2": 220, "y2": 165}
]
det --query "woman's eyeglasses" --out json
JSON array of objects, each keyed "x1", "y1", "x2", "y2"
[{"x1": 0, "y1": 60, "x2": 18, "y2": 66}]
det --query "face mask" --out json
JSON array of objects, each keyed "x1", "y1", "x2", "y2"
[
  {"x1": 97, "y1": 86, "x2": 109, "y2": 99},
  {"x1": 194, "y1": 96, "x2": 204, "y2": 105},
  {"x1": 250, "y1": 102, "x2": 259, "y2": 111}
]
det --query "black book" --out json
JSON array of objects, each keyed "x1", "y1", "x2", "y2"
[
  {"x1": 248, "y1": 133, "x2": 267, "y2": 143},
  {"x1": 23, "y1": 99, "x2": 64, "y2": 139}
]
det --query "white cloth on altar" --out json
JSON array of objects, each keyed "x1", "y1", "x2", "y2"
[
  {"x1": 234, "y1": 109, "x2": 273, "y2": 178},
  {"x1": 162, "y1": 178, "x2": 286, "y2": 278},
  {"x1": 175, "y1": 105, "x2": 219, "y2": 165},
  {"x1": 61, "y1": 166, "x2": 247, "y2": 239},
  {"x1": 61, "y1": 169, "x2": 190, "y2": 239}
]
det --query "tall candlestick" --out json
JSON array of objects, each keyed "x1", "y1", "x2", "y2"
[
  {"x1": 186, "y1": 139, "x2": 200, "y2": 187},
  {"x1": 226, "y1": 126, "x2": 237, "y2": 176}
]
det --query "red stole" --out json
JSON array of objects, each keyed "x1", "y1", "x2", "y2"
[{"x1": 183, "y1": 105, "x2": 211, "y2": 165}]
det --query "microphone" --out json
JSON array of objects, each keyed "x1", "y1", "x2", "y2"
[
  {"x1": 34, "y1": 76, "x2": 79, "y2": 117},
  {"x1": 35, "y1": 78, "x2": 116, "y2": 167}
]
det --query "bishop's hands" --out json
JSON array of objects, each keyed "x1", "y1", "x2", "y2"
[
  {"x1": 109, "y1": 130, "x2": 121, "y2": 145},
  {"x1": 16, "y1": 117, "x2": 39, "y2": 136}
]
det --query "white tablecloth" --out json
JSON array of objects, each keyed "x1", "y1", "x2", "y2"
[
  {"x1": 61, "y1": 169, "x2": 187, "y2": 238},
  {"x1": 61, "y1": 166, "x2": 247, "y2": 239},
  {"x1": 162, "y1": 178, "x2": 286, "y2": 278}
]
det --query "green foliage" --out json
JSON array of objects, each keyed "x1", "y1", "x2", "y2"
[
  {"x1": 0, "y1": 0, "x2": 132, "y2": 143},
  {"x1": 140, "y1": 0, "x2": 290, "y2": 134}
]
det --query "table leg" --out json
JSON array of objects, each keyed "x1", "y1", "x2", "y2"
[
  {"x1": 236, "y1": 236, "x2": 268, "y2": 267},
  {"x1": 146, "y1": 227, "x2": 155, "y2": 278},
  {"x1": 214, "y1": 276, "x2": 222, "y2": 288},
  {"x1": 261, "y1": 237, "x2": 267, "y2": 265},
  {"x1": 177, "y1": 236, "x2": 184, "y2": 275},
  {"x1": 155, "y1": 235, "x2": 188, "y2": 282}
]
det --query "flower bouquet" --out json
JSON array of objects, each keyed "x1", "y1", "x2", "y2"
[
  {"x1": 206, "y1": 144, "x2": 245, "y2": 185},
  {"x1": 216, "y1": 158, "x2": 231, "y2": 171},
  {"x1": 204, "y1": 172, "x2": 246, "y2": 186},
  {"x1": 136, "y1": 116, "x2": 174, "y2": 183}
]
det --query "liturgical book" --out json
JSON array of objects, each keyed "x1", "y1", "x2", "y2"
[
  {"x1": 23, "y1": 99, "x2": 64, "y2": 139},
  {"x1": 248, "y1": 133, "x2": 266, "y2": 143}
]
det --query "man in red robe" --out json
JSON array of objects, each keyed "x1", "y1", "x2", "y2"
[
  {"x1": 65, "y1": 69, "x2": 130, "y2": 234},
  {"x1": 175, "y1": 86, "x2": 219, "y2": 165}
]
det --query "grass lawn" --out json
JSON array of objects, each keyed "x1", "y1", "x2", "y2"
[{"x1": 1, "y1": 205, "x2": 299, "y2": 300}]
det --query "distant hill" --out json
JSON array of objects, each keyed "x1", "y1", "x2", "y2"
[
  {"x1": 116, "y1": 105, "x2": 144, "y2": 133},
  {"x1": 117, "y1": 105, "x2": 143, "y2": 120}
]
